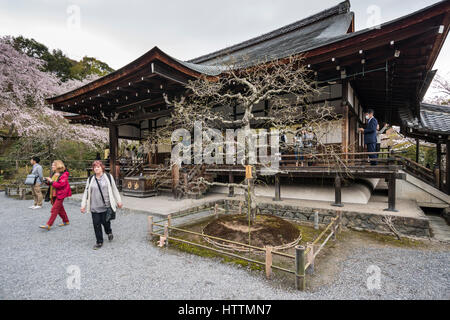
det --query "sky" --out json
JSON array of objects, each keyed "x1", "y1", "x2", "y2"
[{"x1": 1, "y1": 0, "x2": 449, "y2": 94}]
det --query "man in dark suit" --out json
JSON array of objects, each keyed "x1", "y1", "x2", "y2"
[{"x1": 359, "y1": 109, "x2": 378, "y2": 165}]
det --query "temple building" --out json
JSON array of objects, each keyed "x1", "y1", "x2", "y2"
[{"x1": 46, "y1": 1, "x2": 450, "y2": 211}]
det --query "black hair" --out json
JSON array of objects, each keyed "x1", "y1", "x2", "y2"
[
  {"x1": 32, "y1": 156, "x2": 40, "y2": 163},
  {"x1": 366, "y1": 109, "x2": 375, "y2": 115}
]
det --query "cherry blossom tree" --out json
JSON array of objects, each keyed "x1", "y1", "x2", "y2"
[
  {"x1": 425, "y1": 72, "x2": 450, "y2": 105},
  {"x1": 0, "y1": 36, "x2": 108, "y2": 157}
]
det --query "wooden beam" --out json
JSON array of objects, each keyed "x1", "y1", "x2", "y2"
[
  {"x1": 437, "y1": 143, "x2": 442, "y2": 190},
  {"x1": 109, "y1": 124, "x2": 118, "y2": 180},
  {"x1": 111, "y1": 107, "x2": 171, "y2": 125},
  {"x1": 384, "y1": 173, "x2": 398, "y2": 212},
  {"x1": 151, "y1": 61, "x2": 189, "y2": 85},
  {"x1": 446, "y1": 141, "x2": 450, "y2": 195}
]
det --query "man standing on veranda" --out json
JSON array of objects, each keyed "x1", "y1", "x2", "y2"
[
  {"x1": 359, "y1": 109, "x2": 378, "y2": 165},
  {"x1": 29, "y1": 156, "x2": 44, "y2": 209}
]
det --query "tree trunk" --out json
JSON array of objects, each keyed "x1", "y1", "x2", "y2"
[{"x1": 0, "y1": 125, "x2": 16, "y2": 156}]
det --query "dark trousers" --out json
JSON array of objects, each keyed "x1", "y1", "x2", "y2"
[
  {"x1": 367, "y1": 143, "x2": 378, "y2": 165},
  {"x1": 376, "y1": 143, "x2": 381, "y2": 153},
  {"x1": 91, "y1": 211, "x2": 112, "y2": 244}
]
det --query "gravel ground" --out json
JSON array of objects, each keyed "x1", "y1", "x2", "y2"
[{"x1": 0, "y1": 193, "x2": 449, "y2": 300}]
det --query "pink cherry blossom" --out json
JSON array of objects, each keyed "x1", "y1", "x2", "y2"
[{"x1": 0, "y1": 36, "x2": 108, "y2": 149}]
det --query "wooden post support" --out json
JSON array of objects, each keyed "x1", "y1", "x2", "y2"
[
  {"x1": 109, "y1": 124, "x2": 118, "y2": 181},
  {"x1": 446, "y1": 141, "x2": 450, "y2": 195},
  {"x1": 306, "y1": 242, "x2": 315, "y2": 275},
  {"x1": 437, "y1": 143, "x2": 442, "y2": 191},
  {"x1": 172, "y1": 164, "x2": 180, "y2": 199},
  {"x1": 164, "y1": 222, "x2": 169, "y2": 247},
  {"x1": 228, "y1": 172, "x2": 234, "y2": 197},
  {"x1": 147, "y1": 216, "x2": 153, "y2": 239},
  {"x1": 314, "y1": 211, "x2": 319, "y2": 230},
  {"x1": 265, "y1": 246, "x2": 273, "y2": 279},
  {"x1": 387, "y1": 147, "x2": 392, "y2": 166},
  {"x1": 416, "y1": 139, "x2": 420, "y2": 163},
  {"x1": 384, "y1": 173, "x2": 398, "y2": 212},
  {"x1": 331, "y1": 174, "x2": 344, "y2": 207},
  {"x1": 239, "y1": 201, "x2": 242, "y2": 215},
  {"x1": 167, "y1": 214, "x2": 172, "y2": 227},
  {"x1": 183, "y1": 172, "x2": 188, "y2": 191},
  {"x1": 273, "y1": 174, "x2": 281, "y2": 201},
  {"x1": 295, "y1": 245, "x2": 306, "y2": 291},
  {"x1": 214, "y1": 203, "x2": 219, "y2": 219},
  {"x1": 332, "y1": 221, "x2": 337, "y2": 241},
  {"x1": 337, "y1": 211, "x2": 342, "y2": 234}
]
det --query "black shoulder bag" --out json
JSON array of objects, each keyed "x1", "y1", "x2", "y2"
[{"x1": 94, "y1": 174, "x2": 116, "y2": 222}]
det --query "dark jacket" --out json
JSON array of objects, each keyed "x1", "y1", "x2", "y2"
[{"x1": 364, "y1": 117, "x2": 378, "y2": 144}]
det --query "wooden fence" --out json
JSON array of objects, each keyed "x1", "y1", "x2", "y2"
[
  {"x1": 4, "y1": 176, "x2": 88, "y2": 199},
  {"x1": 148, "y1": 205, "x2": 342, "y2": 290}
]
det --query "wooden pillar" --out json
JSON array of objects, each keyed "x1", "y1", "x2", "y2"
[
  {"x1": 109, "y1": 124, "x2": 118, "y2": 180},
  {"x1": 437, "y1": 143, "x2": 442, "y2": 190},
  {"x1": 172, "y1": 164, "x2": 180, "y2": 199},
  {"x1": 273, "y1": 173, "x2": 281, "y2": 201},
  {"x1": 265, "y1": 246, "x2": 273, "y2": 279},
  {"x1": 228, "y1": 172, "x2": 234, "y2": 197},
  {"x1": 446, "y1": 140, "x2": 450, "y2": 195},
  {"x1": 384, "y1": 173, "x2": 398, "y2": 212},
  {"x1": 415, "y1": 139, "x2": 420, "y2": 163},
  {"x1": 341, "y1": 80, "x2": 349, "y2": 161},
  {"x1": 152, "y1": 119, "x2": 157, "y2": 164},
  {"x1": 331, "y1": 174, "x2": 343, "y2": 207},
  {"x1": 295, "y1": 245, "x2": 306, "y2": 291},
  {"x1": 341, "y1": 104, "x2": 349, "y2": 160},
  {"x1": 147, "y1": 216, "x2": 153, "y2": 240}
]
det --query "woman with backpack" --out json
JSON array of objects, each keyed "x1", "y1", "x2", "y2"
[
  {"x1": 81, "y1": 160, "x2": 123, "y2": 250},
  {"x1": 39, "y1": 160, "x2": 71, "y2": 230}
]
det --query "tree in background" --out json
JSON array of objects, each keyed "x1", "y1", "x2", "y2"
[
  {"x1": 70, "y1": 56, "x2": 114, "y2": 80},
  {"x1": 9, "y1": 36, "x2": 114, "y2": 82},
  {"x1": 426, "y1": 72, "x2": 450, "y2": 106},
  {"x1": 0, "y1": 36, "x2": 108, "y2": 159}
]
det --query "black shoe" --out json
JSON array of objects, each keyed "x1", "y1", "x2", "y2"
[
  {"x1": 108, "y1": 233, "x2": 114, "y2": 241},
  {"x1": 93, "y1": 243, "x2": 103, "y2": 250}
]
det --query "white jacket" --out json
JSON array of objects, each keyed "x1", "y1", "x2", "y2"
[{"x1": 81, "y1": 174, "x2": 122, "y2": 214}]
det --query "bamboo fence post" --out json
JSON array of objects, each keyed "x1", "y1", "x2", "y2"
[
  {"x1": 164, "y1": 222, "x2": 169, "y2": 247},
  {"x1": 167, "y1": 214, "x2": 172, "y2": 227},
  {"x1": 314, "y1": 211, "x2": 319, "y2": 230},
  {"x1": 306, "y1": 242, "x2": 315, "y2": 274},
  {"x1": 214, "y1": 203, "x2": 219, "y2": 219},
  {"x1": 337, "y1": 211, "x2": 342, "y2": 234},
  {"x1": 147, "y1": 216, "x2": 153, "y2": 240},
  {"x1": 332, "y1": 221, "x2": 337, "y2": 241},
  {"x1": 239, "y1": 201, "x2": 242, "y2": 215},
  {"x1": 295, "y1": 245, "x2": 306, "y2": 290},
  {"x1": 265, "y1": 246, "x2": 273, "y2": 279}
]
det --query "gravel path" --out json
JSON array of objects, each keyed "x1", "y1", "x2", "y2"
[{"x1": 0, "y1": 193, "x2": 449, "y2": 300}]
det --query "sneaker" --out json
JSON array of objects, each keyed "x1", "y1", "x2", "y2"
[
  {"x1": 58, "y1": 222, "x2": 70, "y2": 227},
  {"x1": 29, "y1": 205, "x2": 37, "y2": 209},
  {"x1": 39, "y1": 225, "x2": 51, "y2": 230},
  {"x1": 32, "y1": 206, "x2": 43, "y2": 210},
  {"x1": 93, "y1": 243, "x2": 103, "y2": 250},
  {"x1": 108, "y1": 233, "x2": 114, "y2": 241}
]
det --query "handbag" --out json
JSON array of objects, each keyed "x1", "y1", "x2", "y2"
[
  {"x1": 44, "y1": 187, "x2": 51, "y2": 202},
  {"x1": 24, "y1": 174, "x2": 38, "y2": 185},
  {"x1": 94, "y1": 175, "x2": 116, "y2": 222}
]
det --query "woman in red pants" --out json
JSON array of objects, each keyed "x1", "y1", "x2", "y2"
[{"x1": 39, "y1": 160, "x2": 72, "y2": 230}]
